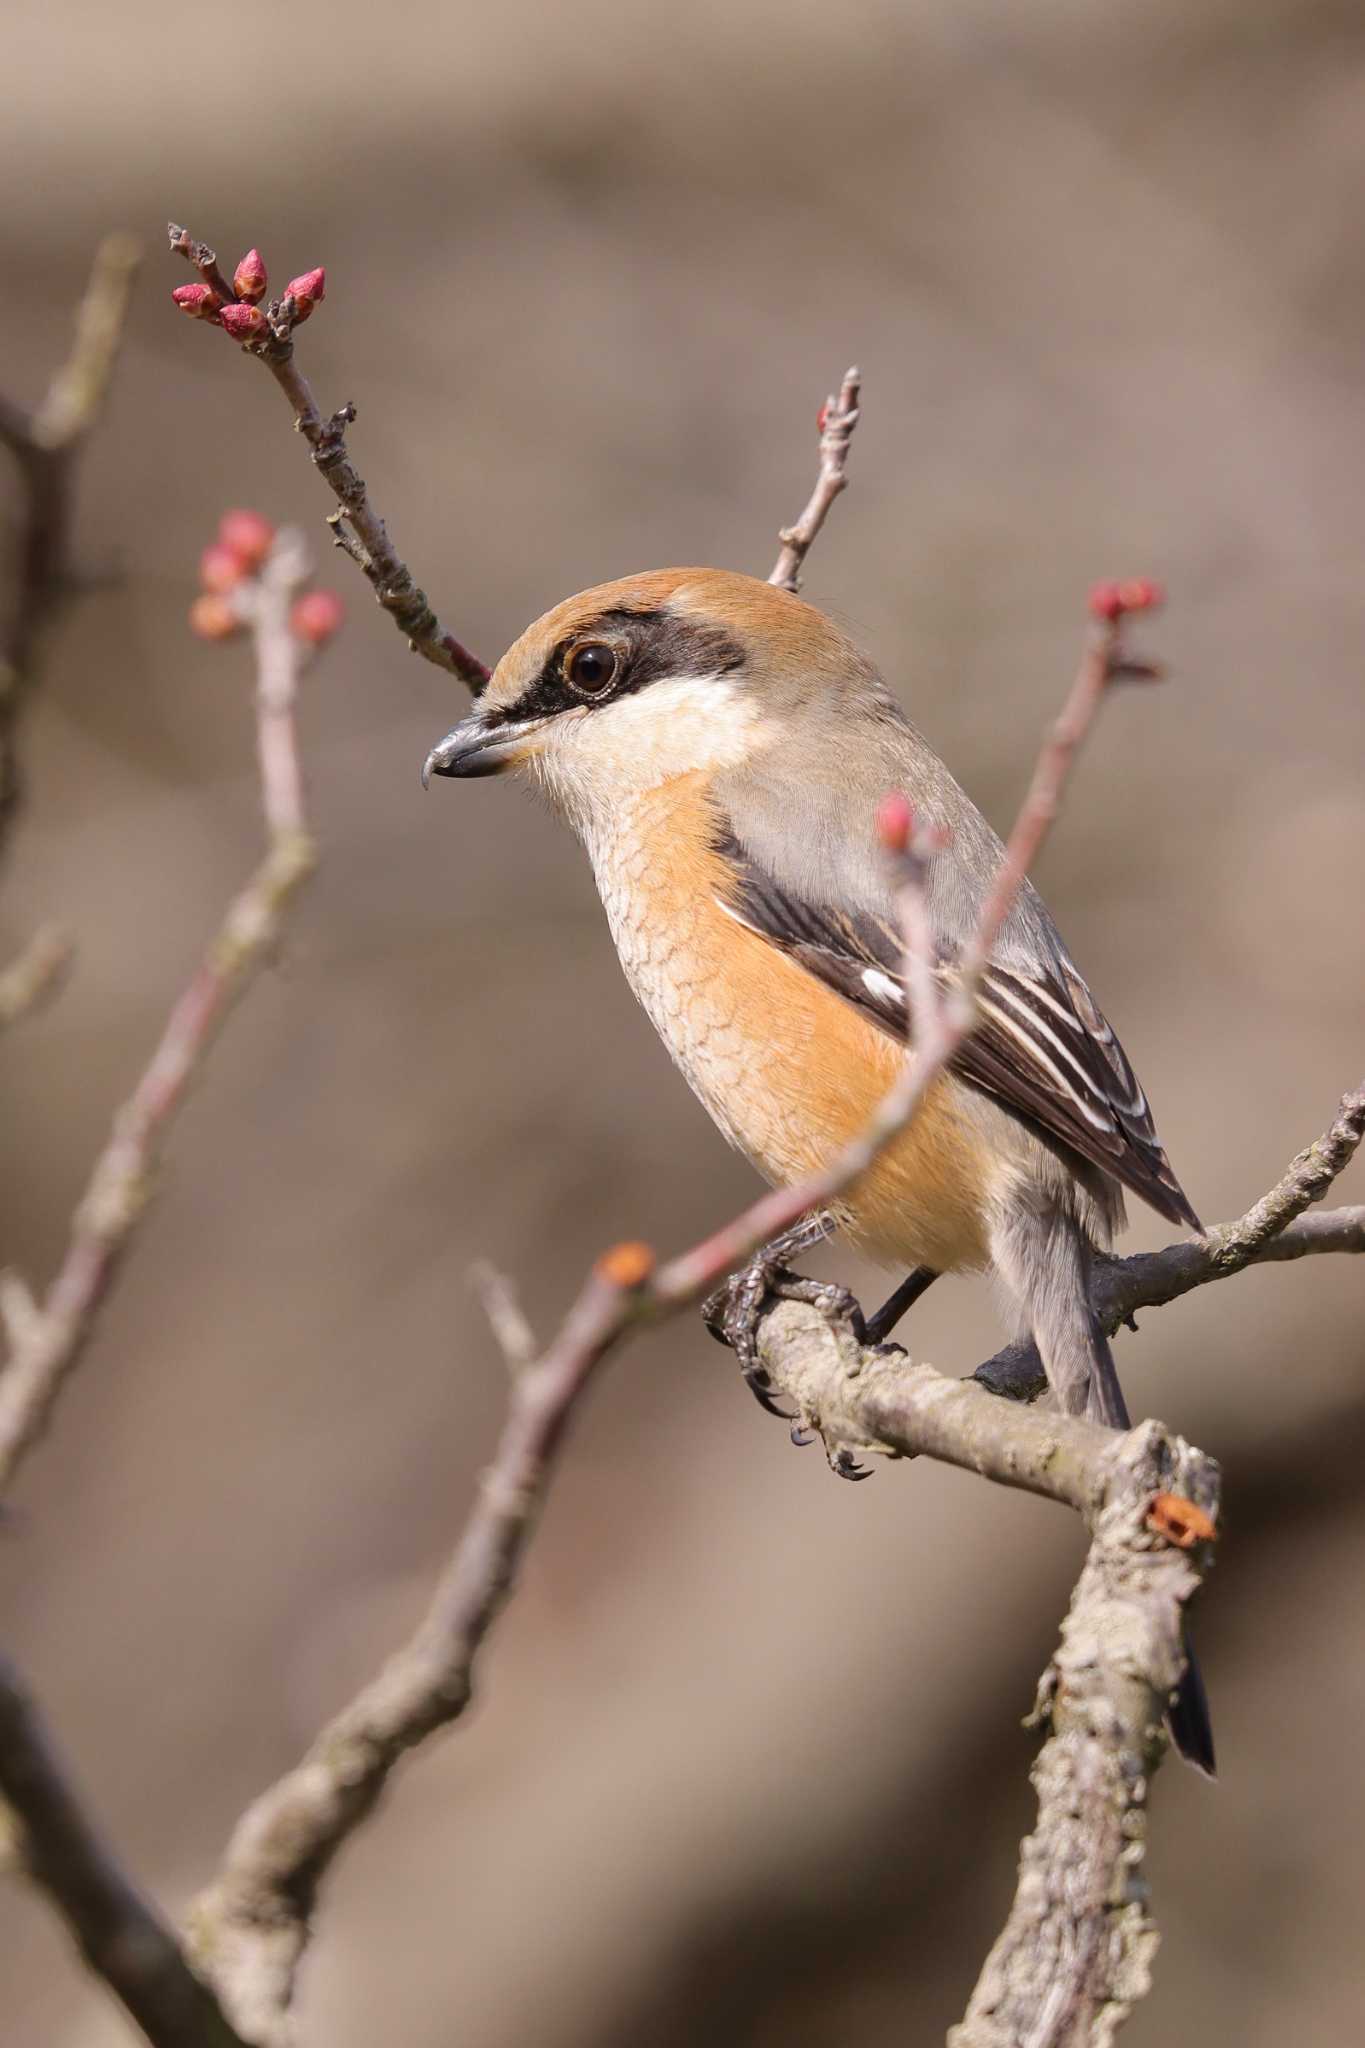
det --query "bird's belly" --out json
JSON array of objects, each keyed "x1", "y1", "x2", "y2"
[{"x1": 587, "y1": 789, "x2": 994, "y2": 1275}]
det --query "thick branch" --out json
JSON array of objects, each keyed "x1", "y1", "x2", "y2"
[
  {"x1": 0, "y1": 1657, "x2": 249, "y2": 2048},
  {"x1": 0, "y1": 538, "x2": 319, "y2": 1496},
  {"x1": 168, "y1": 223, "x2": 489, "y2": 692},
  {"x1": 951, "y1": 1424, "x2": 1216, "y2": 2048}
]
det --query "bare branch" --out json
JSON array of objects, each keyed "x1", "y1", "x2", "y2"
[
  {"x1": 0, "y1": 1656, "x2": 249, "y2": 2048},
  {"x1": 0, "y1": 534, "x2": 320, "y2": 1497},
  {"x1": 0, "y1": 924, "x2": 72, "y2": 1033},
  {"x1": 768, "y1": 368, "x2": 861, "y2": 593},
  {"x1": 168, "y1": 222, "x2": 489, "y2": 693},
  {"x1": 1, "y1": 234, "x2": 140, "y2": 853},
  {"x1": 189, "y1": 1252, "x2": 647, "y2": 2045}
]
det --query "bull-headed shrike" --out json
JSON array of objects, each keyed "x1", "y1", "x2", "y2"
[{"x1": 424, "y1": 566, "x2": 1213, "y2": 1772}]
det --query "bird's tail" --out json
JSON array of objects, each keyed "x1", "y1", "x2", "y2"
[{"x1": 990, "y1": 1199, "x2": 1217, "y2": 1776}]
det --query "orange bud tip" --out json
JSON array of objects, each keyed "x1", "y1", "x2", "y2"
[
  {"x1": 188, "y1": 593, "x2": 240, "y2": 641},
  {"x1": 199, "y1": 543, "x2": 245, "y2": 595},
  {"x1": 875, "y1": 791, "x2": 914, "y2": 853},
  {"x1": 218, "y1": 508, "x2": 275, "y2": 570},
  {"x1": 285, "y1": 267, "x2": 326, "y2": 311},
  {"x1": 816, "y1": 401, "x2": 830, "y2": 433},
  {"x1": 290, "y1": 589, "x2": 345, "y2": 645},
  {"x1": 232, "y1": 248, "x2": 268, "y2": 303},
  {"x1": 1146, "y1": 1492, "x2": 1217, "y2": 1549},
  {"x1": 1117, "y1": 576, "x2": 1164, "y2": 613},
  {"x1": 219, "y1": 303, "x2": 267, "y2": 342},
  {"x1": 171, "y1": 283, "x2": 222, "y2": 322},
  {"x1": 595, "y1": 1241, "x2": 656, "y2": 1290}
]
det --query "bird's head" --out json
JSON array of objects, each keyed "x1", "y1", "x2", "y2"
[{"x1": 422, "y1": 567, "x2": 874, "y2": 829}]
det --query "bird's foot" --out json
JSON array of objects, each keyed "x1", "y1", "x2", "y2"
[{"x1": 703, "y1": 1257, "x2": 868, "y2": 1427}]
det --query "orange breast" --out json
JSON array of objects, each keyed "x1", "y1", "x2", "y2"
[{"x1": 586, "y1": 776, "x2": 994, "y2": 1275}]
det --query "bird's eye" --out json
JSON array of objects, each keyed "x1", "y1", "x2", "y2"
[{"x1": 564, "y1": 642, "x2": 619, "y2": 698}]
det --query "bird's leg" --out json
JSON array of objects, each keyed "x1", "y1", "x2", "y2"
[
  {"x1": 703, "y1": 1209, "x2": 868, "y2": 1421},
  {"x1": 864, "y1": 1266, "x2": 939, "y2": 1345}
]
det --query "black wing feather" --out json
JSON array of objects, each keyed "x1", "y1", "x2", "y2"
[{"x1": 715, "y1": 827, "x2": 1200, "y2": 1232}]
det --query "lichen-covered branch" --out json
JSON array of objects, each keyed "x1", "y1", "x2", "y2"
[
  {"x1": 0, "y1": 1658, "x2": 249, "y2": 2048},
  {"x1": 950, "y1": 1425, "x2": 1217, "y2": 2048},
  {"x1": 168, "y1": 222, "x2": 489, "y2": 692},
  {"x1": 0, "y1": 233, "x2": 140, "y2": 853},
  {"x1": 0, "y1": 532, "x2": 321, "y2": 1497}
]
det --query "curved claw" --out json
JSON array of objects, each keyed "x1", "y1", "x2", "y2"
[
  {"x1": 828, "y1": 1447, "x2": 874, "y2": 1482},
  {"x1": 789, "y1": 1425, "x2": 815, "y2": 1448}
]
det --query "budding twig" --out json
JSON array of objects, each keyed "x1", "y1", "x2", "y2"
[
  {"x1": 168, "y1": 221, "x2": 489, "y2": 692},
  {"x1": 0, "y1": 525, "x2": 324, "y2": 1496}
]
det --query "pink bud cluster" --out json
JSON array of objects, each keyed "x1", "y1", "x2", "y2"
[
  {"x1": 1088, "y1": 578, "x2": 1164, "y2": 622},
  {"x1": 188, "y1": 509, "x2": 345, "y2": 648},
  {"x1": 171, "y1": 247, "x2": 327, "y2": 345}
]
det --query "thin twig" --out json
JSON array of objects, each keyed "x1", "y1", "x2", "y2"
[
  {"x1": 0, "y1": 536, "x2": 319, "y2": 1497},
  {"x1": 768, "y1": 368, "x2": 861, "y2": 594},
  {"x1": 0, "y1": 235, "x2": 140, "y2": 853},
  {"x1": 0, "y1": 1656, "x2": 249, "y2": 2048},
  {"x1": 470, "y1": 1259, "x2": 538, "y2": 1372},
  {"x1": 168, "y1": 222, "x2": 489, "y2": 693}
]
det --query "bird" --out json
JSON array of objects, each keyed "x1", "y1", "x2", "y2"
[{"x1": 423, "y1": 565, "x2": 1214, "y2": 1773}]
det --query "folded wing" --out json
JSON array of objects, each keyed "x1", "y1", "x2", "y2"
[{"x1": 713, "y1": 821, "x2": 1200, "y2": 1232}]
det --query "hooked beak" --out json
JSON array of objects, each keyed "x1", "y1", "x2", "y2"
[{"x1": 421, "y1": 708, "x2": 549, "y2": 786}]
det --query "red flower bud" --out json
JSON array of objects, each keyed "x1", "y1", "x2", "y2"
[
  {"x1": 200, "y1": 543, "x2": 245, "y2": 594},
  {"x1": 220, "y1": 302, "x2": 267, "y2": 342},
  {"x1": 875, "y1": 791, "x2": 914, "y2": 854},
  {"x1": 189, "y1": 593, "x2": 240, "y2": 641},
  {"x1": 284, "y1": 267, "x2": 326, "y2": 321},
  {"x1": 218, "y1": 509, "x2": 275, "y2": 571},
  {"x1": 232, "y1": 248, "x2": 268, "y2": 303},
  {"x1": 1089, "y1": 578, "x2": 1165, "y2": 622},
  {"x1": 289, "y1": 589, "x2": 345, "y2": 646},
  {"x1": 816, "y1": 400, "x2": 830, "y2": 433},
  {"x1": 171, "y1": 283, "x2": 222, "y2": 322}
]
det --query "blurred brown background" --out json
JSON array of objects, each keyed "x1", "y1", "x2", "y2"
[{"x1": 3, "y1": 2, "x2": 1364, "y2": 2041}]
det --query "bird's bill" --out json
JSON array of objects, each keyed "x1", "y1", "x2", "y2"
[{"x1": 421, "y1": 709, "x2": 552, "y2": 784}]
